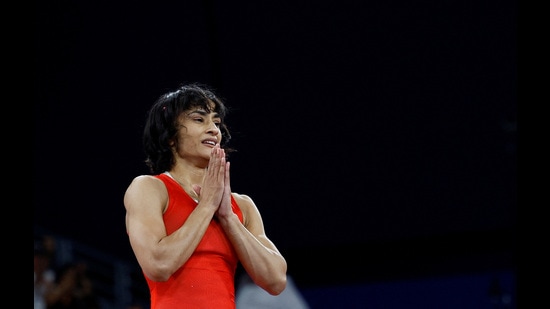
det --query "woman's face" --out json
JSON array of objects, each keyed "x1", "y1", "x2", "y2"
[{"x1": 173, "y1": 105, "x2": 222, "y2": 162}]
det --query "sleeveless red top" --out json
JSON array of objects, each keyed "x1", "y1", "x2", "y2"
[{"x1": 145, "y1": 173, "x2": 243, "y2": 309}]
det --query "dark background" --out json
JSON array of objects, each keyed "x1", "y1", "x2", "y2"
[{"x1": 35, "y1": 0, "x2": 516, "y2": 288}]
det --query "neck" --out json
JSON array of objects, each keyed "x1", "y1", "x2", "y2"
[
  {"x1": 164, "y1": 170, "x2": 202, "y2": 202},
  {"x1": 168, "y1": 160, "x2": 207, "y2": 182},
  {"x1": 166, "y1": 170, "x2": 204, "y2": 185}
]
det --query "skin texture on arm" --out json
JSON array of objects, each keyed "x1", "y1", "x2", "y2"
[{"x1": 221, "y1": 193, "x2": 288, "y2": 295}]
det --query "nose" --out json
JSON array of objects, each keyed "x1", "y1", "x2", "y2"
[{"x1": 207, "y1": 121, "x2": 220, "y2": 136}]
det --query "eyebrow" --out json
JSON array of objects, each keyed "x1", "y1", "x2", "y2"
[{"x1": 187, "y1": 109, "x2": 221, "y2": 118}]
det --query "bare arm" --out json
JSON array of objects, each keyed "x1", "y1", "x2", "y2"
[
  {"x1": 219, "y1": 193, "x2": 287, "y2": 295},
  {"x1": 213, "y1": 160, "x2": 287, "y2": 295}
]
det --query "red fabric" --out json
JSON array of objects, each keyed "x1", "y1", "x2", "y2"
[{"x1": 145, "y1": 173, "x2": 243, "y2": 309}]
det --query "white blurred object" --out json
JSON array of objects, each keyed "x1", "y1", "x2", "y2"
[{"x1": 236, "y1": 274, "x2": 310, "y2": 309}]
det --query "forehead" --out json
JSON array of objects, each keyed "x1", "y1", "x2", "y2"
[{"x1": 188, "y1": 99, "x2": 218, "y2": 112}]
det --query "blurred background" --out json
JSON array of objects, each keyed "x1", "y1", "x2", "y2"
[{"x1": 35, "y1": 1, "x2": 517, "y2": 308}]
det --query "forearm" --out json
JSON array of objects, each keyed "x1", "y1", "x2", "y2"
[
  {"x1": 218, "y1": 214, "x2": 287, "y2": 295},
  {"x1": 134, "y1": 205, "x2": 216, "y2": 281}
]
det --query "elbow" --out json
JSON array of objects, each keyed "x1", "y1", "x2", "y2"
[
  {"x1": 138, "y1": 248, "x2": 192, "y2": 282},
  {"x1": 145, "y1": 271, "x2": 171, "y2": 282},
  {"x1": 142, "y1": 263, "x2": 175, "y2": 282},
  {"x1": 265, "y1": 258, "x2": 288, "y2": 295},
  {"x1": 265, "y1": 274, "x2": 287, "y2": 296}
]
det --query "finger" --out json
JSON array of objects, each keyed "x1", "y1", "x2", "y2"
[
  {"x1": 208, "y1": 146, "x2": 222, "y2": 174},
  {"x1": 218, "y1": 156, "x2": 226, "y2": 180},
  {"x1": 225, "y1": 161, "x2": 230, "y2": 187}
]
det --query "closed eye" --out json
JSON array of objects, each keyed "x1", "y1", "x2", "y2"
[{"x1": 187, "y1": 110, "x2": 222, "y2": 126}]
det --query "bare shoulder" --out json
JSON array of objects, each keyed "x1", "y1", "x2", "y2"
[
  {"x1": 127, "y1": 175, "x2": 164, "y2": 190},
  {"x1": 231, "y1": 192, "x2": 263, "y2": 224},
  {"x1": 231, "y1": 192, "x2": 255, "y2": 208},
  {"x1": 125, "y1": 175, "x2": 166, "y2": 200},
  {"x1": 124, "y1": 175, "x2": 168, "y2": 212}
]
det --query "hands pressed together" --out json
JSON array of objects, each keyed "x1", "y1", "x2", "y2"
[{"x1": 192, "y1": 145, "x2": 233, "y2": 219}]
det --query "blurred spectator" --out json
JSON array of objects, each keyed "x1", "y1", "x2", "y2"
[{"x1": 44, "y1": 261, "x2": 100, "y2": 309}]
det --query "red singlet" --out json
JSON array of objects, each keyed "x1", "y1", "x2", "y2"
[{"x1": 144, "y1": 173, "x2": 243, "y2": 309}]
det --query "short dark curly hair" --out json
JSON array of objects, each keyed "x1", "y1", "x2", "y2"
[{"x1": 143, "y1": 83, "x2": 233, "y2": 174}]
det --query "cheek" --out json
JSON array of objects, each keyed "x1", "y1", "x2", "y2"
[{"x1": 181, "y1": 138, "x2": 201, "y2": 151}]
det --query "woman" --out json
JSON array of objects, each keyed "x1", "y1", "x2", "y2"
[{"x1": 123, "y1": 83, "x2": 287, "y2": 308}]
